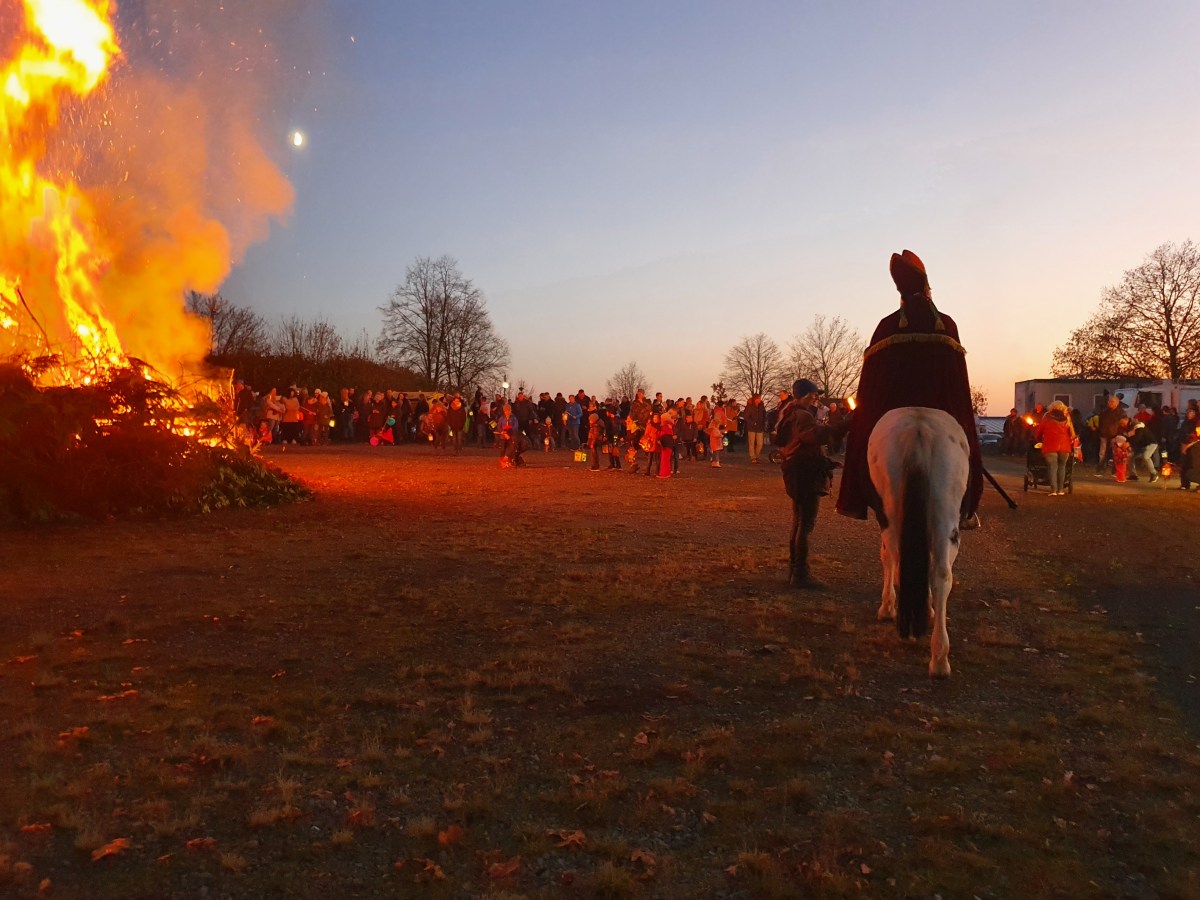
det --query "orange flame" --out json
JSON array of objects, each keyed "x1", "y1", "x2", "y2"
[
  {"x1": 1, "y1": 0, "x2": 124, "y2": 376},
  {"x1": 1, "y1": 0, "x2": 293, "y2": 391}
]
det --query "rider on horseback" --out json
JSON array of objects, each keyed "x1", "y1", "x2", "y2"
[{"x1": 836, "y1": 250, "x2": 984, "y2": 529}]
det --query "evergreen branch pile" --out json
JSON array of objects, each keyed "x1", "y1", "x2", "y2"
[{"x1": 0, "y1": 357, "x2": 310, "y2": 524}]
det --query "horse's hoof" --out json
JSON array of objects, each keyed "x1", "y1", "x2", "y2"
[{"x1": 929, "y1": 661, "x2": 951, "y2": 678}]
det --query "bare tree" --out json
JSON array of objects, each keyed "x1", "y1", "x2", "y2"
[
  {"x1": 301, "y1": 318, "x2": 344, "y2": 364},
  {"x1": 441, "y1": 293, "x2": 510, "y2": 394},
  {"x1": 344, "y1": 328, "x2": 374, "y2": 360},
  {"x1": 606, "y1": 361, "x2": 649, "y2": 400},
  {"x1": 720, "y1": 333, "x2": 788, "y2": 400},
  {"x1": 185, "y1": 291, "x2": 268, "y2": 356},
  {"x1": 377, "y1": 255, "x2": 509, "y2": 392},
  {"x1": 274, "y1": 314, "x2": 307, "y2": 358},
  {"x1": 1052, "y1": 241, "x2": 1200, "y2": 380},
  {"x1": 789, "y1": 315, "x2": 864, "y2": 400}
]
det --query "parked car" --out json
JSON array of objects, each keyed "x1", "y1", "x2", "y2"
[{"x1": 976, "y1": 417, "x2": 1003, "y2": 449}]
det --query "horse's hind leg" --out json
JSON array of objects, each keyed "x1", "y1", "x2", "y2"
[
  {"x1": 877, "y1": 528, "x2": 897, "y2": 622},
  {"x1": 927, "y1": 532, "x2": 958, "y2": 678}
]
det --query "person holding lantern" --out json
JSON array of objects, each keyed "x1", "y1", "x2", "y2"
[{"x1": 836, "y1": 250, "x2": 983, "y2": 528}]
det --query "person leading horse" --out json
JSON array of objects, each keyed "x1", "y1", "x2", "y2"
[{"x1": 836, "y1": 250, "x2": 983, "y2": 529}]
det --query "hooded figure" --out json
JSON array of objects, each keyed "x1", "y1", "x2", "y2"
[{"x1": 835, "y1": 250, "x2": 983, "y2": 527}]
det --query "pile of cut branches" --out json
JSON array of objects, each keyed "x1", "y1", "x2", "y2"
[{"x1": 0, "y1": 357, "x2": 310, "y2": 524}]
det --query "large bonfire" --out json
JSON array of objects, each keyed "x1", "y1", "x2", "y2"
[{"x1": 0, "y1": 0, "x2": 307, "y2": 522}]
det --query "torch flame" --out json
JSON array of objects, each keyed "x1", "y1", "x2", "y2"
[
  {"x1": 1024, "y1": 416, "x2": 1035, "y2": 426},
  {"x1": 846, "y1": 396, "x2": 857, "y2": 411}
]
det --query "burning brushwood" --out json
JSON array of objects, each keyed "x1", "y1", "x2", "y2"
[{"x1": 1, "y1": 0, "x2": 302, "y2": 523}]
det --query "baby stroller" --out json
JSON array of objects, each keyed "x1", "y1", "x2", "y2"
[{"x1": 1023, "y1": 441, "x2": 1073, "y2": 493}]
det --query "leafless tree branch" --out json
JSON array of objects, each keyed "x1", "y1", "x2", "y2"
[
  {"x1": 788, "y1": 315, "x2": 864, "y2": 399},
  {"x1": 1052, "y1": 241, "x2": 1200, "y2": 379},
  {"x1": 720, "y1": 333, "x2": 788, "y2": 400},
  {"x1": 606, "y1": 361, "x2": 650, "y2": 400}
]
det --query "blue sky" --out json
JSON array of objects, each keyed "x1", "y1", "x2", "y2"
[{"x1": 220, "y1": 1, "x2": 1200, "y2": 412}]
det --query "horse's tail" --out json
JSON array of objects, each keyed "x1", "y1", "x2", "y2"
[{"x1": 898, "y1": 464, "x2": 929, "y2": 639}]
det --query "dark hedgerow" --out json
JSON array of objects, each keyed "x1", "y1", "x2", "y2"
[{"x1": 0, "y1": 358, "x2": 310, "y2": 524}]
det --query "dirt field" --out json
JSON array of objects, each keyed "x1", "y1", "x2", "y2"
[{"x1": 1, "y1": 445, "x2": 1198, "y2": 898}]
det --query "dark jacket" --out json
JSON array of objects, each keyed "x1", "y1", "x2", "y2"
[
  {"x1": 512, "y1": 397, "x2": 536, "y2": 428},
  {"x1": 743, "y1": 401, "x2": 767, "y2": 432},
  {"x1": 1097, "y1": 405, "x2": 1124, "y2": 439},
  {"x1": 777, "y1": 401, "x2": 835, "y2": 500}
]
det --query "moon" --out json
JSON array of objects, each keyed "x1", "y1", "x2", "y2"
[{"x1": 290, "y1": 130, "x2": 306, "y2": 148}]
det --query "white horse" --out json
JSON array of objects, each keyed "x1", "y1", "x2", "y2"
[{"x1": 867, "y1": 407, "x2": 970, "y2": 677}]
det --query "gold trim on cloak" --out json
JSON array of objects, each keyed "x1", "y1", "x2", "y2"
[{"x1": 862, "y1": 331, "x2": 966, "y2": 361}]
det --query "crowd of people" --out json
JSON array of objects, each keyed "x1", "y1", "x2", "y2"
[
  {"x1": 230, "y1": 379, "x2": 858, "y2": 472},
  {"x1": 1002, "y1": 395, "x2": 1200, "y2": 492}
]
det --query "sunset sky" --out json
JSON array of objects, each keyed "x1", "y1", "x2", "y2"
[{"x1": 220, "y1": 1, "x2": 1200, "y2": 413}]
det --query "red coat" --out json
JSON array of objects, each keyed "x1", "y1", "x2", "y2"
[
  {"x1": 836, "y1": 299, "x2": 983, "y2": 519},
  {"x1": 1034, "y1": 412, "x2": 1075, "y2": 455}
]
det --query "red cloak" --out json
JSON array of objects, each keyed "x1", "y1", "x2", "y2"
[{"x1": 836, "y1": 282, "x2": 983, "y2": 521}]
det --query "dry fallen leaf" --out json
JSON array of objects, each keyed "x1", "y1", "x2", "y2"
[
  {"x1": 487, "y1": 855, "x2": 521, "y2": 879},
  {"x1": 549, "y1": 829, "x2": 586, "y2": 849},
  {"x1": 20, "y1": 823, "x2": 52, "y2": 834},
  {"x1": 57, "y1": 726, "x2": 89, "y2": 745},
  {"x1": 91, "y1": 838, "x2": 131, "y2": 861},
  {"x1": 420, "y1": 858, "x2": 446, "y2": 880},
  {"x1": 97, "y1": 689, "x2": 138, "y2": 702},
  {"x1": 631, "y1": 848, "x2": 657, "y2": 875},
  {"x1": 633, "y1": 732, "x2": 649, "y2": 746},
  {"x1": 438, "y1": 824, "x2": 463, "y2": 845},
  {"x1": 185, "y1": 837, "x2": 216, "y2": 851}
]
